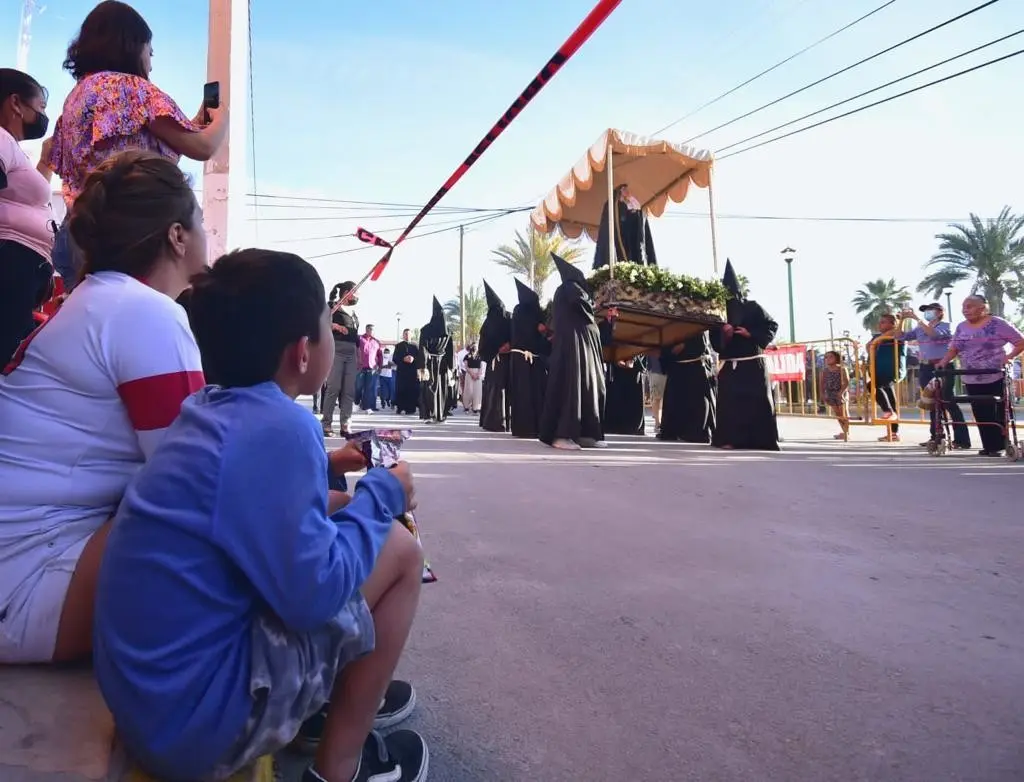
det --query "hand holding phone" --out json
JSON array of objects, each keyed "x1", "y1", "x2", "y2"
[{"x1": 202, "y1": 81, "x2": 220, "y2": 124}]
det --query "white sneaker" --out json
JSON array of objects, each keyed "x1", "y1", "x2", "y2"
[
  {"x1": 579, "y1": 438, "x2": 608, "y2": 449},
  {"x1": 552, "y1": 439, "x2": 581, "y2": 450}
]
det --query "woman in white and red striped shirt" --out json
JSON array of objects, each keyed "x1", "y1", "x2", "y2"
[{"x1": 0, "y1": 151, "x2": 208, "y2": 664}]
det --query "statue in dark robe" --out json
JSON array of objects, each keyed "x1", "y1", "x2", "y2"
[
  {"x1": 593, "y1": 184, "x2": 658, "y2": 270},
  {"x1": 538, "y1": 254, "x2": 607, "y2": 450},
  {"x1": 509, "y1": 278, "x2": 551, "y2": 438},
  {"x1": 417, "y1": 297, "x2": 454, "y2": 423},
  {"x1": 711, "y1": 259, "x2": 779, "y2": 450},
  {"x1": 478, "y1": 280, "x2": 512, "y2": 433}
]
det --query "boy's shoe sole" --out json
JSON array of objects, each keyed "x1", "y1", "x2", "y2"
[{"x1": 293, "y1": 681, "x2": 416, "y2": 753}]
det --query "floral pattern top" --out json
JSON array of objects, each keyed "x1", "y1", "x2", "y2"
[
  {"x1": 951, "y1": 316, "x2": 1024, "y2": 385},
  {"x1": 46, "y1": 72, "x2": 199, "y2": 207}
]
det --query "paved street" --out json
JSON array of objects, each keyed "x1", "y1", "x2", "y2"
[
  {"x1": 5, "y1": 405, "x2": 1022, "y2": 782},
  {"x1": 275, "y1": 404, "x2": 1024, "y2": 782}
]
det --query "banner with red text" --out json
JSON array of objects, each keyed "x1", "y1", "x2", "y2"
[{"x1": 765, "y1": 345, "x2": 806, "y2": 382}]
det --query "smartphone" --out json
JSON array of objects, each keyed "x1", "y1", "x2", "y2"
[{"x1": 202, "y1": 81, "x2": 220, "y2": 124}]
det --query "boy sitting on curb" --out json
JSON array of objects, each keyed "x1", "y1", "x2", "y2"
[{"x1": 93, "y1": 249, "x2": 428, "y2": 782}]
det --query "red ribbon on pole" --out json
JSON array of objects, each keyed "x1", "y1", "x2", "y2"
[
  {"x1": 355, "y1": 227, "x2": 394, "y2": 249},
  {"x1": 338, "y1": 0, "x2": 622, "y2": 303}
]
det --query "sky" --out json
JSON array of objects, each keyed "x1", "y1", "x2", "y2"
[{"x1": 9, "y1": 0, "x2": 1024, "y2": 343}]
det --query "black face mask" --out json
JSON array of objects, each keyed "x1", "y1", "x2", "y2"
[{"x1": 23, "y1": 107, "x2": 48, "y2": 141}]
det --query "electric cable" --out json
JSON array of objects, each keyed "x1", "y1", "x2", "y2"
[
  {"x1": 653, "y1": 0, "x2": 898, "y2": 136},
  {"x1": 680, "y1": 0, "x2": 1002, "y2": 145}
]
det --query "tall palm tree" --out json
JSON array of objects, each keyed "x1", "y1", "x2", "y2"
[
  {"x1": 443, "y1": 285, "x2": 486, "y2": 345},
  {"x1": 852, "y1": 278, "x2": 912, "y2": 331},
  {"x1": 918, "y1": 207, "x2": 1024, "y2": 318},
  {"x1": 491, "y1": 225, "x2": 585, "y2": 292}
]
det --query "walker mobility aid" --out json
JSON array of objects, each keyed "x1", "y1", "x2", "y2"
[{"x1": 925, "y1": 366, "x2": 1020, "y2": 461}]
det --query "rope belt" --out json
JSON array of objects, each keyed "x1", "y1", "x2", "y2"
[
  {"x1": 510, "y1": 348, "x2": 537, "y2": 363},
  {"x1": 675, "y1": 356, "x2": 707, "y2": 365},
  {"x1": 717, "y1": 354, "x2": 765, "y2": 373}
]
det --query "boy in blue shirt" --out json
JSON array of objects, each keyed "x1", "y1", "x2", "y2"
[{"x1": 94, "y1": 250, "x2": 428, "y2": 782}]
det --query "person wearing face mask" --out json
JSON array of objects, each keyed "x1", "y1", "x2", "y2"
[
  {"x1": 46, "y1": 0, "x2": 229, "y2": 286},
  {"x1": 902, "y1": 302, "x2": 971, "y2": 450},
  {"x1": 0, "y1": 68, "x2": 55, "y2": 365}
]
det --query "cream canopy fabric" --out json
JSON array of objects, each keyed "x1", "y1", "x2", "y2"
[{"x1": 530, "y1": 129, "x2": 714, "y2": 241}]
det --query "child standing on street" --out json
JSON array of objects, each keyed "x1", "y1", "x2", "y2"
[{"x1": 820, "y1": 350, "x2": 850, "y2": 441}]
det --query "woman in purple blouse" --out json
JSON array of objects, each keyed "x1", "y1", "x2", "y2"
[{"x1": 938, "y1": 295, "x2": 1024, "y2": 456}]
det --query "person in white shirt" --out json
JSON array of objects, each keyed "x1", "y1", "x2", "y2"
[
  {"x1": 0, "y1": 68, "x2": 56, "y2": 364},
  {"x1": 0, "y1": 151, "x2": 208, "y2": 664}
]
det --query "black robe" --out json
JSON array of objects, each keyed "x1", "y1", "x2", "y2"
[
  {"x1": 393, "y1": 340, "x2": 420, "y2": 414},
  {"x1": 593, "y1": 199, "x2": 658, "y2": 269},
  {"x1": 417, "y1": 325, "x2": 453, "y2": 423},
  {"x1": 658, "y1": 332, "x2": 716, "y2": 443},
  {"x1": 509, "y1": 300, "x2": 551, "y2": 438},
  {"x1": 478, "y1": 310, "x2": 512, "y2": 433},
  {"x1": 711, "y1": 299, "x2": 780, "y2": 450},
  {"x1": 538, "y1": 280, "x2": 606, "y2": 445},
  {"x1": 604, "y1": 359, "x2": 646, "y2": 435}
]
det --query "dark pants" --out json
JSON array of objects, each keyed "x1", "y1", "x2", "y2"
[
  {"x1": 966, "y1": 379, "x2": 1007, "y2": 454},
  {"x1": 920, "y1": 363, "x2": 970, "y2": 447},
  {"x1": 51, "y1": 220, "x2": 82, "y2": 288},
  {"x1": 872, "y1": 377, "x2": 899, "y2": 433},
  {"x1": 358, "y1": 369, "x2": 379, "y2": 411},
  {"x1": 378, "y1": 375, "x2": 394, "y2": 407},
  {"x1": 0, "y1": 240, "x2": 52, "y2": 366}
]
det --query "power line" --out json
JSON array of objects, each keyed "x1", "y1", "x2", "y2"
[
  {"x1": 662, "y1": 211, "x2": 1005, "y2": 223},
  {"x1": 272, "y1": 208, "x2": 531, "y2": 243},
  {"x1": 243, "y1": 192, "x2": 522, "y2": 212},
  {"x1": 247, "y1": 206, "x2": 530, "y2": 223},
  {"x1": 305, "y1": 209, "x2": 523, "y2": 262},
  {"x1": 681, "y1": 0, "x2": 1002, "y2": 145},
  {"x1": 653, "y1": 0, "x2": 898, "y2": 137},
  {"x1": 715, "y1": 28, "x2": 1024, "y2": 154},
  {"x1": 717, "y1": 46, "x2": 1024, "y2": 160}
]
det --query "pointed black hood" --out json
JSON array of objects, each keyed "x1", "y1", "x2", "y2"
[
  {"x1": 428, "y1": 296, "x2": 446, "y2": 332},
  {"x1": 722, "y1": 259, "x2": 743, "y2": 301},
  {"x1": 483, "y1": 280, "x2": 505, "y2": 313},
  {"x1": 552, "y1": 253, "x2": 587, "y2": 286},
  {"x1": 514, "y1": 277, "x2": 541, "y2": 308}
]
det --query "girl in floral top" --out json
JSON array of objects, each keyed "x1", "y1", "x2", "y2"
[{"x1": 46, "y1": 1, "x2": 228, "y2": 283}]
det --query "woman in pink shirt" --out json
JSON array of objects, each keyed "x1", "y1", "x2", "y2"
[
  {"x1": 46, "y1": 0, "x2": 228, "y2": 284},
  {"x1": 0, "y1": 68, "x2": 55, "y2": 364}
]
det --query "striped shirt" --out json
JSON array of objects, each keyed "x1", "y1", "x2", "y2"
[{"x1": 0, "y1": 271, "x2": 204, "y2": 649}]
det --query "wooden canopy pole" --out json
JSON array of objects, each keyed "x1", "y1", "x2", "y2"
[
  {"x1": 606, "y1": 135, "x2": 616, "y2": 279},
  {"x1": 707, "y1": 167, "x2": 720, "y2": 276}
]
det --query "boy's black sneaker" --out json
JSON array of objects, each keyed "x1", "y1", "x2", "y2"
[
  {"x1": 302, "y1": 729, "x2": 429, "y2": 782},
  {"x1": 294, "y1": 680, "x2": 416, "y2": 752}
]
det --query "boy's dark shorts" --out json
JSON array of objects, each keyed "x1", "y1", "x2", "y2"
[{"x1": 203, "y1": 596, "x2": 375, "y2": 781}]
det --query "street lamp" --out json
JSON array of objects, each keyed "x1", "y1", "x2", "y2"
[
  {"x1": 781, "y1": 247, "x2": 796, "y2": 343},
  {"x1": 943, "y1": 289, "x2": 953, "y2": 314},
  {"x1": 827, "y1": 311, "x2": 835, "y2": 348},
  {"x1": 395, "y1": 311, "x2": 402, "y2": 342}
]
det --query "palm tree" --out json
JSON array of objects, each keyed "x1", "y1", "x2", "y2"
[
  {"x1": 443, "y1": 285, "x2": 486, "y2": 345},
  {"x1": 852, "y1": 278, "x2": 912, "y2": 331},
  {"x1": 918, "y1": 207, "x2": 1024, "y2": 318},
  {"x1": 491, "y1": 224, "x2": 585, "y2": 292}
]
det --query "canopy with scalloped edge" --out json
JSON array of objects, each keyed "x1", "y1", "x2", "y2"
[{"x1": 530, "y1": 129, "x2": 714, "y2": 242}]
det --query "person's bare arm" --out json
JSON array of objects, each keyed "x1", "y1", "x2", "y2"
[{"x1": 149, "y1": 106, "x2": 229, "y2": 161}]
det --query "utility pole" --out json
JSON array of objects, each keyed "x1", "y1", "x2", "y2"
[
  {"x1": 17, "y1": 0, "x2": 35, "y2": 72},
  {"x1": 203, "y1": 0, "x2": 250, "y2": 261},
  {"x1": 458, "y1": 225, "x2": 466, "y2": 346},
  {"x1": 781, "y1": 247, "x2": 796, "y2": 343}
]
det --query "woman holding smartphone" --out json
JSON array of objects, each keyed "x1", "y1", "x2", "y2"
[{"x1": 46, "y1": 0, "x2": 229, "y2": 285}]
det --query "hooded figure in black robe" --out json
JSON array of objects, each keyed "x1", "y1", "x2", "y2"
[
  {"x1": 602, "y1": 341, "x2": 647, "y2": 435},
  {"x1": 417, "y1": 297, "x2": 454, "y2": 423},
  {"x1": 710, "y1": 260, "x2": 779, "y2": 450},
  {"x1": 478, "y1": 280, "x2": 512, "y2": 432},
  {"x1": 658, "y1": 331, "x2": 716, "y2": 443},
  {"x1": 593, "y1": 183, "x2": 658, "y2": 269},
  {"x1": 392, "y1": 329, "x2": 420, "y2": 415},
  {"x1": 509, "y1": 278, "x2": 552, "y2": 438},
  {"x1": 538, "y1": 254, "x2": 607, "y2": 449}
]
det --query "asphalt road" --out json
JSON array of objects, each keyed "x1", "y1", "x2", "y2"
[{"x1": 274, "y1": 404, "x2": 1024, "y2": 782}]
